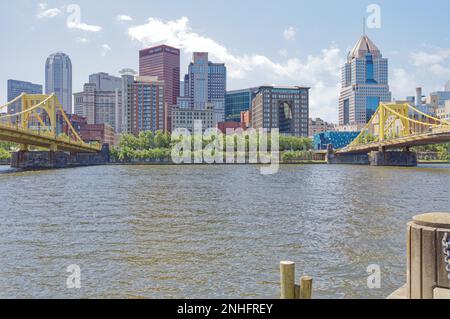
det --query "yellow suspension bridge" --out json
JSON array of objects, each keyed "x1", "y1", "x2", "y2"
[
  {"x1": 0, "y1": 93, "x2": 101, "y2": 153},
  {"x1": 337, "y1": 102, "x2": 450, "y2": 154},
  {"x1": 327, "y1": 102, "x2": 450, "y2": 166}
]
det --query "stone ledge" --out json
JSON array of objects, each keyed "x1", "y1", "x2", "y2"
[{"x1": 387, "y1": 284, "x2": 407, "y2": 299}]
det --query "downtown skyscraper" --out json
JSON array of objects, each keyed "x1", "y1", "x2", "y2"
[
  {"x1": 45, "y1": 52, "x2": 73, "y2": 114},
  {"x1": 339, "y1": 35, "x2": 391, "y2": 125},
  {"x1": 139, "y1": 45, "x2": 180, "y2": 132},
  {"x1": 74, "y1": 72, "x2": 123, "y2": 133},
  {"x1": 121, "y1": 73, "x2": 165, "y2": 135},
  {"x1": 185, "y1": 52, "x2": 227, "y2": 123},
  {"x1": 7, "y1": 79, "x2": 43, "y2": 114}
]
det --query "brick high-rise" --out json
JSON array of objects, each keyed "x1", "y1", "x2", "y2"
[{"x1": 139, "y1": 45, "x2": 180, "y2": 132}]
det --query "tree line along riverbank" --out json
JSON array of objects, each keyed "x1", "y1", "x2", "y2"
[
  {"x1": 1, "y1": 133, "x2": 449, "y2": 164},
  {"x1": 108, "y1": 131, "x2": 317, "y2": 163}
]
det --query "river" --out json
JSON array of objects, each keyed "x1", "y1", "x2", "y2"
[{"x1": 0, "y1": 164, "x2": 449, "y2": 299}]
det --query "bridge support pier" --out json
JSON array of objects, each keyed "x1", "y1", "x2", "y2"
[
  {"x1": 369, "y1": 151, "x2": 418, "y2": 167},
  {"x1": 327, "y1": 145, "x2": 418, "y2": 167},
  {"x1": 11, "y1": 144, "x2": 110, "y2": 169},
  {"x1": 20, "y1": 144, "x2": 29, "y2": 151},
  {"x1": 11, "y1": 151, "x2": 69, "y2": 169}
]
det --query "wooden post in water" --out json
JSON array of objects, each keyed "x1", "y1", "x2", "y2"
[
  {"x1": 300, "y1": 276, "x2": 313, "y2": 299},
  {"x1": 280, "y1": 261, "x2": 313, "y2": 299},
  {"x1": 407, "y1": 213, "x2": 450, "y2": 299},
  {"x1": 280, "y1": 261, "x2": 295, "y2": 299}
]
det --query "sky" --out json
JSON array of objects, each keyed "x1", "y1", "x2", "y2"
[{"x1": 1, "y1": 0, "x2": 450, "y2": 123}]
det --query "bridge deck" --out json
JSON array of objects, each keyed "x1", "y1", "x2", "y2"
[
  {"x1": 337, "y1": 130, "x2": 450, "y2": 154},
  {"x1": 0, "y1": 122, "x2": 100, "y2": 153}
]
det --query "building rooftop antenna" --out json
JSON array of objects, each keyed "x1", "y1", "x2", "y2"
[{"x1": 363, "y1": 17, "x2": 366, "y2": 36}]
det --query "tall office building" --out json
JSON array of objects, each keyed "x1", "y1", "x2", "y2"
[
  {"x1": 122, "y1": 75, "x2": 165, "y2": 135},
  {"x1": 172, "y1": 103, "x2": 214, "y2": 133},
  {"x1": 88, "y1": 72, "x2": 122, "y2": 91},
  {"x1": 225, "y1": 88, "x2": 258, "y2": 122},
  {"x1": 139, "y1": 45, "x2": 180, "y2": 132},
  {"x1": 338, "y1": 35, "x2": 391, "y2": 125},
  {"x1": 251, "y1": 86, "x2": 310, "y2": 137},
  {"x1": 187, "y1": 52, "x2": 209, "y2": 109},
  {"x1": 45, "y1": 52, "x2": 73, "y2": 114},
  {"x1": 427, "y1": 91, "x2": 450, "y2": 109},
  {"x1": 7, "y1": 79, "x2": 43, "y2": 114},
  {"x1": 183, "y1": 74, "x2": 190, "y2": 97},
  {"x1": 185, "y1": 52, "x2": 226, "y2": 124},
  {"x1": 179, "y1": 80, "x2": 185, "y2": 97},
  {"x1": 73, "y1": 73, "x2": 123, "y2": 133}
]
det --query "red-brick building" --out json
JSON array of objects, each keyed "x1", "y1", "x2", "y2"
[
  {"x1": 241, "y1": 110, "x2": 251, "y2": 129},
  {"x1": 69, "y1": 114, "x2": 116, "y2": 146},
  {"x1": 79, "y1": 123, "x2": 116, "y2": 146},
  {"x1": 216, "y1": 121, "x2": 246, "y2": 134},
  {"x1": 139, "y1": 45, "x2": 180, "y2": 132}
]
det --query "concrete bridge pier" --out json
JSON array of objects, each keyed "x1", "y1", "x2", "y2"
[
  {"x1": 11, "y1": 144, "x2": 110, "y2": 169},
  {"x1": 368, "y1": 150, "x2": 418, "y2": 167},
  {"x1": 11, "y1": 151, "x2": 68, "y2": 169},
  {"x1": 327, "y1": 145, "x2": 418, "y2": 167}
]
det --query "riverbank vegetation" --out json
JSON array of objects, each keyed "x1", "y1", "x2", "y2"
[
  {"x1": 282, "y1": 150, "x2": 314, "y2": 161},
  {"x1": 413, "y1": 143, "x2": 450, "y2": 161},
  {"x1": 110, "y1": 131, "x2": 314, "y2": 162},
  {"x1": 0, "y1": 142, "x2": 16, "y2": 160}
]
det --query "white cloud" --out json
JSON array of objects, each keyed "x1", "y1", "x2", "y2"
[
  {"x1": 36, "y1": 3, "x2": 61, "y2": 19},
  {"x1": 117, "y1": 15, "x2": 133, "y2": 22},
  {"x1": 283, "y1": 27, "x2": 297, "y2": 42},
  {"x1": 429, "y1": 64, "x2": 450, "y2": 77},
  {"x1": 390, "y1": 68, "x2": 417, "y2": 100},
  {"x1": 100, "y1": 44, "x2": 111, "y2": 57},
  {"x1": 67, "y1": 21, "x2": 102, "y2": 32},
  {"x1": 128, "y1": 17, "x2": 343, "y2": 122},
  {"x1": 76, "y1": 37, "x2": 88, "y2": 43},
  {"x1": 411, "y1": 50, "x2": 449, "y2": 67},
  {"x1": 405, "y1": 47, "x2": 450, "y2": 93},
  {"x1": 278, "y1": 49, "x2": 288, "y2": 57},
  {"x1": 410, "y1": 47, "x2": 450, "y2": 76}
]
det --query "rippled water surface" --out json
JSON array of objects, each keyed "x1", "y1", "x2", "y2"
[{"x1": 0, "y1": 164, "x2": 449, "y2": 299}]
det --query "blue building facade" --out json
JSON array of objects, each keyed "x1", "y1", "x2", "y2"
[
  {"x1": 7, "y1": 79, "x2": 43, "y2": 114},
  {"x1": 225, "y1": 88, "x2": 257, "y2": 122},
  {"x1": 314, "y1": 131, "x2": 360, "y2": 150}
]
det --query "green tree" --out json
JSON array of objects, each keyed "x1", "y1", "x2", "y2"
[{"x1": 0, "y1": 148, "x2": 11, "y2": 160}]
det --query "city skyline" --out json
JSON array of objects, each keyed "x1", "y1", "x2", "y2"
[{"x1": 1, "y1": 0, "x2": 450, "y2": 123}]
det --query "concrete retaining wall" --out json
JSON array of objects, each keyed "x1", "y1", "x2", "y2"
[
  {"x1": 326, "y1": 152, "x2": 370, "y2": 165},
  {"x1": 0, "y1": 158, "x2": 11, "y2": 165}
]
